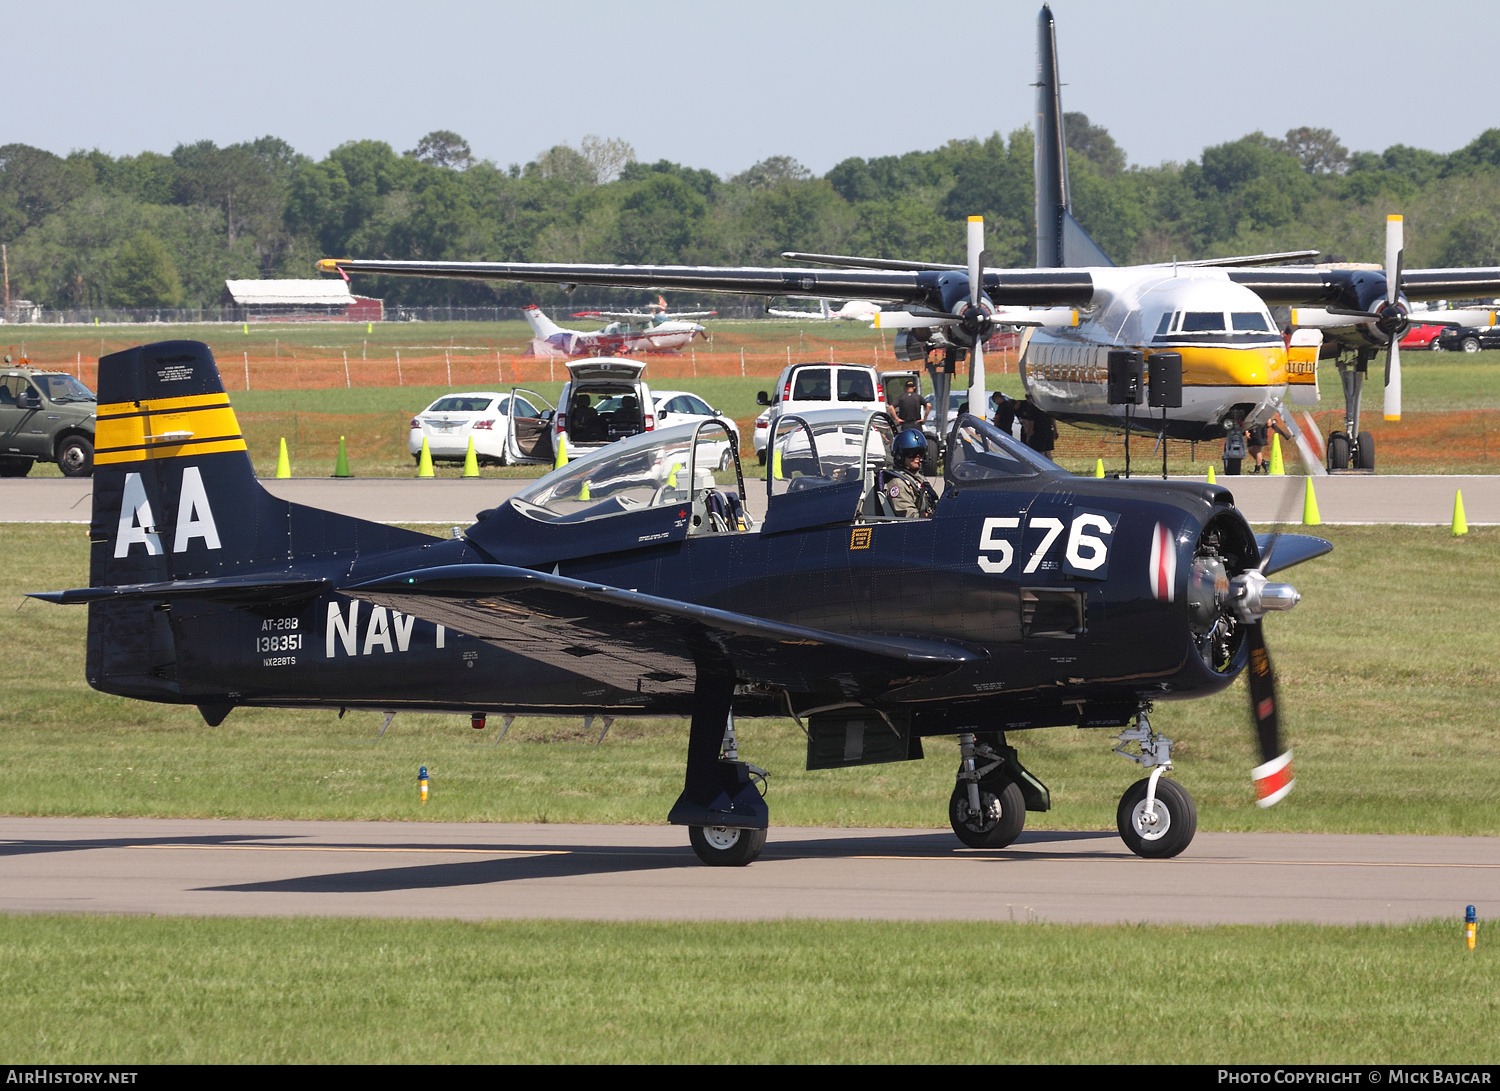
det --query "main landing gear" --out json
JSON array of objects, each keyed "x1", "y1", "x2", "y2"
[
  {"x1": 1327, "y1": 349, "x2": 1377, "y2": 472},
  {"x1": 1111, "y1": 708, "x2": 1196, "y2": 858},
  {"x1": 948, "y1": 731, "x2": 1027, "y2": 848},
  {"x1": 668, "y1": 674, "x2": 768, "y2": 866}
]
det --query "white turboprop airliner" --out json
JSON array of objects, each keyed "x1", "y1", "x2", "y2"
[{"x1": 322, "y1": 6, "x2": 1500, "y2": 473}]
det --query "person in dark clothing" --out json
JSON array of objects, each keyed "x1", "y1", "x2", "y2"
[
  {"x1": 1019, "y1": 400, "x2": 1057, "y2": 457},
  {"x1": 1246, "y1": 412, "x2": 1291, "y2": 474},
  {"x1": 992, "y1": 392, "x2": 1017, "y2": 434},
  {"x1": 893, "y1": 379, "x2": 925, "y2": 432}
]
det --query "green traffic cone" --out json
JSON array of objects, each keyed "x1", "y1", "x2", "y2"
[
  {"x1": 334, "y1": 436, "x2": 351, "y2": 478},
  {"x1": 275, "y1": 437, "x2": 291, "y2": 479},
  {"x1": 417, "y1": 437, "x2": 435, "y2": 478},
  {"x1": 462, "y1": 436, "x2": 480, "y2": 478},
  {"x1": 1094, "y1": 458, "x2": 1105, "y2": 478},
  {"x1": 1453, "y1": 490, "x2": 1468, "y2": 536},
  {"x1": 1206, "y1": 464, "x2": 1216, "y2": 484},
  {"x1": 553, "y1": 432, "x2": 568, "y2": 470},
  {"x1": 1269, "y1": 433, "x2": 1285, "y2": 475}
]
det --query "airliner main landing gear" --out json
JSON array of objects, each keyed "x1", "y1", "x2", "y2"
[{"x1": 1111, "y1": 709, "x2": 1197, "y2": 858}]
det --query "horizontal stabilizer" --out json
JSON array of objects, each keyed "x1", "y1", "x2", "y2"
[
  {"x1": 31, "y1": 572, "x2": 329, "y2": 605},
  {"x1": 346, "y1": 563, "x2": 981, "y2": 697},
  {"x1": 1254, "y1": 533, "x2": 1333, "y2": 575}
]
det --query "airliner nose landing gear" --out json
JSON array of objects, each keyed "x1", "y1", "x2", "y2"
[{"x1": 1112, "y1": 708, "x2": 1197, "y2": 858}]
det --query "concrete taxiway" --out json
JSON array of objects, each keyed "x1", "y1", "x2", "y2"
[
  {"x1": 2, "y1": 474, "x2": 1494, "y2": 526},
  {"x1": 2, "y1": 818, "x2": 1494, "y2": 924}
]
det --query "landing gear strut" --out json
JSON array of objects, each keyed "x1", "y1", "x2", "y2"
[
  {"x1": 1328, "y1": 349, "x2": 1377, "y2": 472},
  {"x1": 948, "y1": 731, "x2": 1026, "y2": 848},
  {"x1": 669, "y1": 673, "x2": 768, "y2": 866},
  {"x1": 1111, "y1": 708, "x2": 1196, "y2": 858}
]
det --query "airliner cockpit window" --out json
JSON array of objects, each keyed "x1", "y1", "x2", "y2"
[
  {"x1": 1155, "y1": 313, "x2": 1173, "y2": 336},
  {"x1": 1232, "y1": 312, "x2": 1272, "y2": 331},
  {"x1": 1181, "y1": 312, "x2": 1226, "y2": 332}
]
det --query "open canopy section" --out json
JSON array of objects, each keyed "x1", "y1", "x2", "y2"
[{"x1": 945, "y1": 414, "x2": 1067, "y2": 486}]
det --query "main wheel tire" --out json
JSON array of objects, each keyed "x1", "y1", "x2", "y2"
[
  {"x1": 1116, "y1": 777, "x2": 1197, "y2": 859},
  {"x1": 1327, "y1": 431, "x2": 1351, "y2": 471},
  {"x1": 1355, "y1": 431, "x2": 1375, "y2": 471},
  {"x1": 948, "y1": 776, "x2": 1026, "y2": 849},
  {"x1": 1462, "y1": 337, "x2": 1481, "y2": 353},
  {"x1": 1224, "y1": 458, "x2": 1243, "y2": 476},
  {"x1": 57, "y1": 436, "x2": 93, "y2": 478},
  {"x1": 688, "y1": 825, "x2": 766, "y2": 866},
  {"x1": 0, "y1": 457, "x2": 34, "y2": 478}
]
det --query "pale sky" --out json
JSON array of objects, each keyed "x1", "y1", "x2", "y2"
[{"x1": 4, "y1": 0, "x2": 1494, "y2": 176}]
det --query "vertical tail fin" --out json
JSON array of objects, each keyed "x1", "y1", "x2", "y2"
[
  {"x1": 1033, "y1": 4, "x2": 1114, "y2": 269},
  {"x1": 522, "y1": 304, "x2": 566, "y2": 338},
  {"x1": 86, "y1": 341, "x2": 430, "y2": 700}
]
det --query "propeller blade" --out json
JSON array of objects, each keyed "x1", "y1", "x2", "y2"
[
  {"x1": 1290, "y1": 307, "x2": 1377, "y2": 327},
  {"x1": 1385, "y1": 338, "x2": 1402, "y2": 421},
  {"x1": 1280, "y1": 411, "x2": 1328, "y2": 476},
  {"x1": 1245, "y1": 621, "x2": 1294, "y2": 807},
  {"x1": 872, "y1": 310, "x2": 958, "y2": 330},
  {"x1": 1385, "y1": 215, "x2": 1404, "y2": 306},
  {"x1": 967, "y1": 216, "x2": 984, "y2": 308},
  {"x1": 968, "y1": 338, "x2": 986, "y2": 420}
]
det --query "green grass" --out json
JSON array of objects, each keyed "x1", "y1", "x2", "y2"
[
  {"x1": 5, "y1": 523, "x2": 1500, "y2": 835},
  {"x1": 1, "y1": 915, "x2": 1493, "y2": 1063}
]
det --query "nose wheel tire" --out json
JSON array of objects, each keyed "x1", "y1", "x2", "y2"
[
  {"x1": 1116, "y1": 777, "x2": 1197, "y2": 859},
  {"x1": 688, "y1": 825, "x2": 766, "y2": 866},
  {"x1": 948, "y1": 775, "x2": 1026, "y2": 849}
]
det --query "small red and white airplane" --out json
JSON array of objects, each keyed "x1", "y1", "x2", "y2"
[{"x1": 523, "y1": 300, "x2": 712, "y2": 357}]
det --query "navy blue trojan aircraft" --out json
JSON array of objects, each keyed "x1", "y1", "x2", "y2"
[{"x1": 35, "y1": 341, "x2": 1329, "y2": 865}]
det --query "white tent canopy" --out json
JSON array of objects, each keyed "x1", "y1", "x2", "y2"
[{"x1": 224, "y1": 279, "x2": 355, "y2": 306}]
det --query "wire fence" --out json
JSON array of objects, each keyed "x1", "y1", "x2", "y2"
[{"x1": 27, "y1": 343, "x2": 1024, "y2": 391}]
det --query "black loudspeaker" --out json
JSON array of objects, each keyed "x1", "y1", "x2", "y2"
[
  {"x1": 1107, "y1": 350, "x2": 1144, "y2": 405},
  {"x1": 1148, "y1": 351, "x2": 1183, "y2": 408}
]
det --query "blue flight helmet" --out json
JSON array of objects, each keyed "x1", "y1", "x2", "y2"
[{"x1": 894, "y1": 428, "x2": 928, "y2": 461}]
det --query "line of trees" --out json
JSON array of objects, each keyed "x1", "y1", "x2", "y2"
[{"x1": 3, "y1": 120, "x2": 1499, "y2": 312}]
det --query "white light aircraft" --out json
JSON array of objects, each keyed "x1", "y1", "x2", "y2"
[{"x1": 766, "y1": 299, "x2": 883, "y2": 321}]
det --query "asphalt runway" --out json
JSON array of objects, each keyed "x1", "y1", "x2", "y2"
[
  {"x1": 2, "y1": 473, "x2": 1497, "y2": 525},
  {"x1": 2, "y1": 817, "x2": 1494, "y2": 924}
]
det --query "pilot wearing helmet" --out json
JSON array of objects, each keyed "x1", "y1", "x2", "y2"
[{"x1": 885, "y1": 428, "x2": 939, "y2": 518}]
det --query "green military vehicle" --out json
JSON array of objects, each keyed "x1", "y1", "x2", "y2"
[{"x1": 0, "y1": 364, "x2": 97, "y2": 477}]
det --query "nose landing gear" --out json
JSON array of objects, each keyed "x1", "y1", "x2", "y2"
[{"x1": 1111, "y1": 708, "x2": 1197, "y2": 859}]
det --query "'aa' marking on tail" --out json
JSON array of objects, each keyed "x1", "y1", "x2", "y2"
[{"x1": 114, "y1": 467, "x2": 223, "y2": 559}]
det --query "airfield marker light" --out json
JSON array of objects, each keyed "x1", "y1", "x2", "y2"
[
  {"x1": 1466, "y1": 905, "x2": 1477, "y2": 950},
  {"x1": 419, "y1": 766, "x2": 429, "y2": 804},
  {"x1": 472, "y1": 713, "x2": 486, "y2": 731},
  {"x1": 1453, "y1": 490, "x2": 1468, "y2": 536}
]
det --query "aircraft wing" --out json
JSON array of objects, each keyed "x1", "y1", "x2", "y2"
[
  {"x1": 345, "y1": 563, "x2": 982, "y2": 697},
  {"x1": 1230, "y1": 266, "x2": 1500, "y2": 305},
  {"x1": 319, "y1": 258, "x2": 1095, "y2": 308}
]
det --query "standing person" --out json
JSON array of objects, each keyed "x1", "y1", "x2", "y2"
[
  {"x1": 893, "y1": 378, "x2": 926, "y2": 433},
  {"x1": 992, "y1": 392, "x2": 1018, "y2": 435},
  {"x1": 1246, "y1": 412, "x2": 1291, "y2": 474},
  {"x1": 1021, "y1": 400, "x2": 1057, "y2": 458}
]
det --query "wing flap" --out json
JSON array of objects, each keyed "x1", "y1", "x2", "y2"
[
  {"x1": 345, "y1": 563, "x2": 981, "y2": 696},
  {"x1": 31, "y1": 573, "x2": 330, "y2": 605}
]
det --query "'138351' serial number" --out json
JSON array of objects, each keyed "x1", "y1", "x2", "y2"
[{"x1": 256, "y1": 634, "x2": 302, "y2": 653}]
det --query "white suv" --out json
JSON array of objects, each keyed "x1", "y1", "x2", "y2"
[{"x1": 752, "y1": 362, "x2": 887, "y2": 464}]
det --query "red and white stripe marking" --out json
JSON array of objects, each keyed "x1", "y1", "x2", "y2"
[
  {"x1": 1148, "y1": 522, "x2": 1176, "y2": 602},
  {"x1": 1252, "y1": 749, "x2": 1294, "y2": 807}
]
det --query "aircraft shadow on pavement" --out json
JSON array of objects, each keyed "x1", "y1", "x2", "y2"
[
  {"x1": 195, "y1": 830, "x2": 1125, "y2": 895},
  {"x1": 0, "y1": 834, "x2": 303, "y2": 858}
]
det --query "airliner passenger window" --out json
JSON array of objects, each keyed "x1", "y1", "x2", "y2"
[
  {"x1": 1232, "y1": 312, "x2": 1271, "y2": 331},
  {"x1": 1181, "y1": 312, "x2": 1226, "y2": 332}
]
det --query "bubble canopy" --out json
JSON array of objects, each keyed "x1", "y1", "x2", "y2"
[{"x1": 511, "y1": 418, "x2": 740, "y2": 523}]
